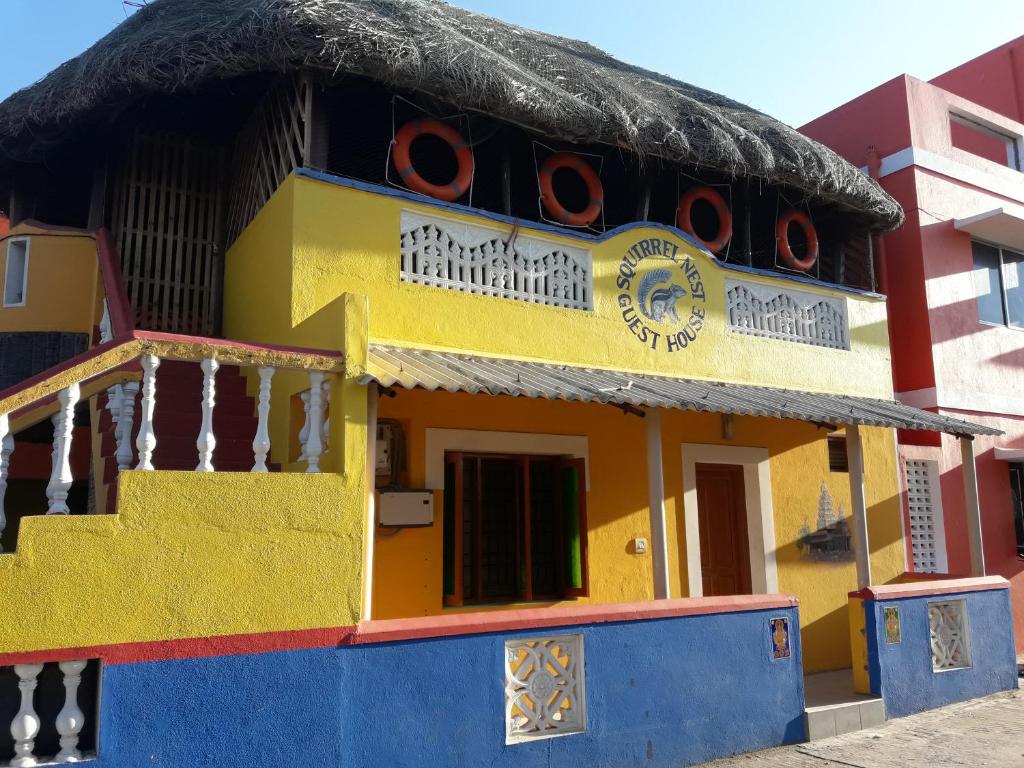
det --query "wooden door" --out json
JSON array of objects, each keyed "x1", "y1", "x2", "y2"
[{"x1": 695, "y1": 463, "x2": 752, "y2": 596}]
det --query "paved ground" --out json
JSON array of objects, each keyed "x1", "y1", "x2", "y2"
[{"x1": 700, "y1": 685, "x2": 1024, "y2": 767}]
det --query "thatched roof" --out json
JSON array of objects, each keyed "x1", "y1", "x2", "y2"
[{"x1": 0, "y1": 0, "x2": 903, "y2": 230}]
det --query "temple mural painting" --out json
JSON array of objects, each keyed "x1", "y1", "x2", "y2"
[{"x1": 797, "y1": 483, "x2": 854, "y2": 562}]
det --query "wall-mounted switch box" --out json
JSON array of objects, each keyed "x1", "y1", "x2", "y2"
[
  {"x1": 378, "y1": 490, "x2": 434, "y2": 527},
  {"x1": 633, "y1": 537, "x2": 648, "y2": 555}
]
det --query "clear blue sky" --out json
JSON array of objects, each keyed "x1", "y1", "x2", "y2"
[{"x1": 1, "y1": 0, "x2": 1022, "y2": 127}]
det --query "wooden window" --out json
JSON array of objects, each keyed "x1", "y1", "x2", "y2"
[
  {"x1": 827, "y1": 435, "x2": 848, "y2": 473},
  {"x1": 443, "y1": 452, "x2": 587, "y2": 606},
  {"x1": 3, "y1": 238, "x2": 29, "y2": 307}
]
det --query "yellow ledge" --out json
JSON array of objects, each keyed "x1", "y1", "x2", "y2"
[{"x1": 0, "y1": 470, "x2": 363, "y2": 655}]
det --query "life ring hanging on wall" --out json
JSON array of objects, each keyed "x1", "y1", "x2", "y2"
[
  {"x1": 391, "y1": 118, "x2": 474, "y2": 202},
  {"x1": 776, "y1": 209, "x2": 819, "y2": 272},
  {"x1": 676, "y1": 186, "x2": 732, "y2": 254},
  {"x1": 538, "y1": 152, "x2": 603, "y2": 227}
]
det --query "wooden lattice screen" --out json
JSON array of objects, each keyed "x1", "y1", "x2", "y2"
[
  {"x1": 226, "y1": 75, "x2": 313, "y2": 246},
  {"x1": 110, "y1": 132, "x2": 225, "y2": 335}
]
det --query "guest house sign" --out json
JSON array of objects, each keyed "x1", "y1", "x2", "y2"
[{"x1": 617, "y1": 237, "x2": 707, "y2": 352}]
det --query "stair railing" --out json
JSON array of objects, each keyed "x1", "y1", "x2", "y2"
[{"x1": 0, "y1": 331, "x2": 344, "y2": 550}]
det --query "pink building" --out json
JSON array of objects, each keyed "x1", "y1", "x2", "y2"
[{"x1": 803, "y1": 36, "x2": 1024, "y2": 648}]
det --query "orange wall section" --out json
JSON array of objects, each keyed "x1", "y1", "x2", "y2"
[
  {"x1": 0, "y1": 225, "x2": 101, "y2": 335},
  {"x1": 373, "y1": 387, "x2": 905, "y2": 673}
]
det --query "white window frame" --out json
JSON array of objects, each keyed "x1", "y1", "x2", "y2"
[
  {"x1": 949, "y1": 111, "x2": 1023, "y2": 172},
  {"x1": 904, "y1": 458, "x2": 949, "y2": 574},
  {"x1": 3, "y1": 237, "x2": 29, "y2": 307}
]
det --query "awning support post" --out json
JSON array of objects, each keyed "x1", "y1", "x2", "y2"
[
  {"x1": 960, "y1": 436, "x2": 986, "y2": 577},
  {"x1": 645, "y1": 408, "x2": 671, "y2": 599},
  {"x1": 361, "y1": 382, "x2": 379, "y2": 621},
  {"x1": 847, "y1": 425, "x2": 872, "y2": 589}
]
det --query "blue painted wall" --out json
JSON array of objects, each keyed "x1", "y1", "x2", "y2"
[
  {"x1": 92, "y1": 606, "x2": 803, "y2": 767},
  {"x1": 865, "y1": 588, "x2": 1017, "y2": 718}
]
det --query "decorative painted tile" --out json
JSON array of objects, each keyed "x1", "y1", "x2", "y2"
[
  {"x1": 884, "y1": 606, "x2": 901, "y2": 645},
  {"x1": 769, "y1": 617, "x2": 791, "y2": 660}
]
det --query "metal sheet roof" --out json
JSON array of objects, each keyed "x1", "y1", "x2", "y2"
[{"x1": 360, "y1": 345, "x2": 1000, "y2": 437}]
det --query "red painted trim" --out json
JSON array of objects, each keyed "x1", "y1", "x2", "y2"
[
  {"x1": 95, "y1": 227, "x2": 134, "y2": 338},
  {"x1": 0, "y1": 340, "x2": 131, "y2": 405},
  {"x1": 850, "y1": 576, "x2": 1009, "y2": 601},
  {"x1": 0, "y1": 626, "x2": 358, "y2": 668},
  {"x1": 0, "y1": 595, "x2": 800, "y2": 666},
  {"x1": 132, "y1": 330, "x2": 344, "y2": 360},
  {"x1": 347, "y1": 594, "x2": 800, "y2": 646}
]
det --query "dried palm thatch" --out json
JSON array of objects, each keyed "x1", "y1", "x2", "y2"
[{"x1": 0, "y1": 0, "x2": 903, "y2": 230}]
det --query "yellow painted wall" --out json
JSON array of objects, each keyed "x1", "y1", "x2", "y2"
[
  {"x1": 225, "y1": 174, "x2": 894, "y2": 400},
  {"x1": 0, "y1": 225, "x2": 100, "y2": 335},
  {"x1": 0, "y1": 471, "x2": 363, "y2": 654},
  {"x1": 372, "y1": 388, "x2": 903, "y2": 672},
  {"x1": 221, "y1": 173, "x2": 906, "y2": 673}
]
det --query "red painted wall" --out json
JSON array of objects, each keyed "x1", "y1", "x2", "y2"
[
  {"x1": 931, "y1": 35, "x2": 1024, "y2": 122},
  {"x1": 805, "y1": 46, "x2": 1024, "y2": 649}
]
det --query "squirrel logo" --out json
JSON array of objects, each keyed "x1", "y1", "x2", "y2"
[{"x1": 637, "y1": 268, "x2": 687, "y2": 324}]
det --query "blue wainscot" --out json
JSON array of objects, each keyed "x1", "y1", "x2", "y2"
[
  {"x1": 95, "y1": 595, "x2": 805, "y2": 767},
  {"x1": 855, "y1": 576, "x2": 1018, "y2": 719}
]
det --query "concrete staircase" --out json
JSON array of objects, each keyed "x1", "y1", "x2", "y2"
[
  {"x1": 804, "y1": 669, "x2": 886, "y2": 741},
  {"x1": 97, "y1": 361, "x2": 273, "y2": 512}
]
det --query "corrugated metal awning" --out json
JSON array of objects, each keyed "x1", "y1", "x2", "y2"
[{"x1": 360, "y1": 344, "x2": 1000, "y2": 437}]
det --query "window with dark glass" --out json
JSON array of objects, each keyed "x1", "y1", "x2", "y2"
[
  {"x1": 972, "y1": 240, "x2": 1024, "y2": 328},
  {"x1": 1010, "y1": 463, "x2": 1024, "y2": 559},
  {"x1": 442, "y1": 452, "x2": 588, "y2": 605}
]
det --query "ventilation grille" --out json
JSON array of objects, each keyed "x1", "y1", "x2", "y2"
[{"x1": 905, "y1": 459, "x2": 947, "y2": 573}]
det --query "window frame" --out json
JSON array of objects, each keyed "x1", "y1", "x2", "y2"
[
  {"x1": 1009, "y1": 462, "x2": 1024, "y2": 560},
  {"x1": 972, "y1": 239, "x2": 1024, "y2": 330},
  {"x1": 3, "y1": 236, "x2": 30, "y2": 308},
  {"x1": 949, "y1": 111, "x2": 1023, "y2": 171},
  {"x1": 443, "y1": 450, "x2": 588, "y2": 607}
]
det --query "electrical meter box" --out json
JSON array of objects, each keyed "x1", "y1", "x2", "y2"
[{"x1": 378, "y1": 490, "x2": 434, "y2": 527}]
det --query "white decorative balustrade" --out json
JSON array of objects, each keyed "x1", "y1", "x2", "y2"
[
  {"x1": 4, "y1": 659, "x2": 96, "y2": 766},
  {"x1": 0, "y1": 347, "x2": 339, "y2": 541},
  {"x1": 725, "y1": 279, "x2": 849, "y2": 350},
  {"x1": 400, "y1": 210, "x2": 593, "y2": 310},
  {"x1": 504, "y1": 634, "x2": 586, "y2": 743}
]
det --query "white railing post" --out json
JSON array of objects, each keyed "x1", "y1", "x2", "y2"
[
  {"x1": 10, "y1": 662, "x2": 43, "y2": 767},
  {"x1": 116, "y1": 382, "x2": 139, "y2": 471},
  {"x1": 321, "y1": 379, "x2": 331, "y2": 453},
  {"x1": 305, "y1": 372, "x2": 325, "y2": 473},
  {"x1": 135, "y1": 355, "x2": 160, "y2": 470},
  {"x1": 195, "y1": 358, "x2": 219, "y2": 472},
  {"x1": 0, "y1": 412, "x2": 12, "y2": 552},
  {"x1": 47, "y1": 383, "x2": 81, "y2": 515},
  {"x1": 252, "y1": 366, "x2": 274, "y2": 472},
  {"x1": 297, "y1": 391, "x2": 311, "y2": 462},
  {"x1": 55, "y1": 659, "x2": 87, "y2": 763}
]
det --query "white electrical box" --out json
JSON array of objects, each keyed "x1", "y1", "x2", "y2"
[{"x1": 378, "y1": 490, "x2": 434, "y2": 527}]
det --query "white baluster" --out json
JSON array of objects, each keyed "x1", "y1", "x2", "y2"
[
  {"x1": 320, "y1": 379, "x2": 331, "y2": 453},
  {"x1": 135, "y1": 355, "x2": 160, "y2": 470},
  {"x1": 98, "y1": 300, "x2": 113, "y2": 344},
  {"x1": 195, "y1": 358, "x2": 219, "y2": 472},
  {"x1": 10, "y1": 662, "x2": 43, "y2": 767},
  {"x1": 297, "y1": 391, "x2": 311, "y2": 462},
  {"x1": 305, "y1": 372, "x2": 324, "y2": 473},
  {"x1": 47, "y1": 383, "x2": 81, "y2": 515},
  {"x1": 0, "y1": 413, "x2": 13, "y2": 552},
  {"x1": 252, "y1": 367, "x2": 274, "y2": 472},
  {"x1": 55, "y1": 659, "x2": 87, "y2": 763},
  {"x1": 116, "y1": 382, "x2": 139, "y2": 472}
]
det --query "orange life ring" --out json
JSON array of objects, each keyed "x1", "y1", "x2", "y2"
[
  {"x1": 538, "y1": 152, "x2": 603, "y2": 226},
  {"x1": 676, "y1": 186, "x2": 732, "y2": 253},
  {"x1": 776, "y1": 209, "x2": 819, "y2": 271},
  {"x1": 391, "y1": 118, "x2": 474, "y2": 201}
]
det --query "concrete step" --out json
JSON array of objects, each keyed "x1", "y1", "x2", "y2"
[{"x1": 804, "y1": 669, "x2": 886, "y2": 741}]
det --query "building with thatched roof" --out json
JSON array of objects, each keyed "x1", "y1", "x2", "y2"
[{"x1": 0, "y1": 2, "x2": 1014, "y2": 767}]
